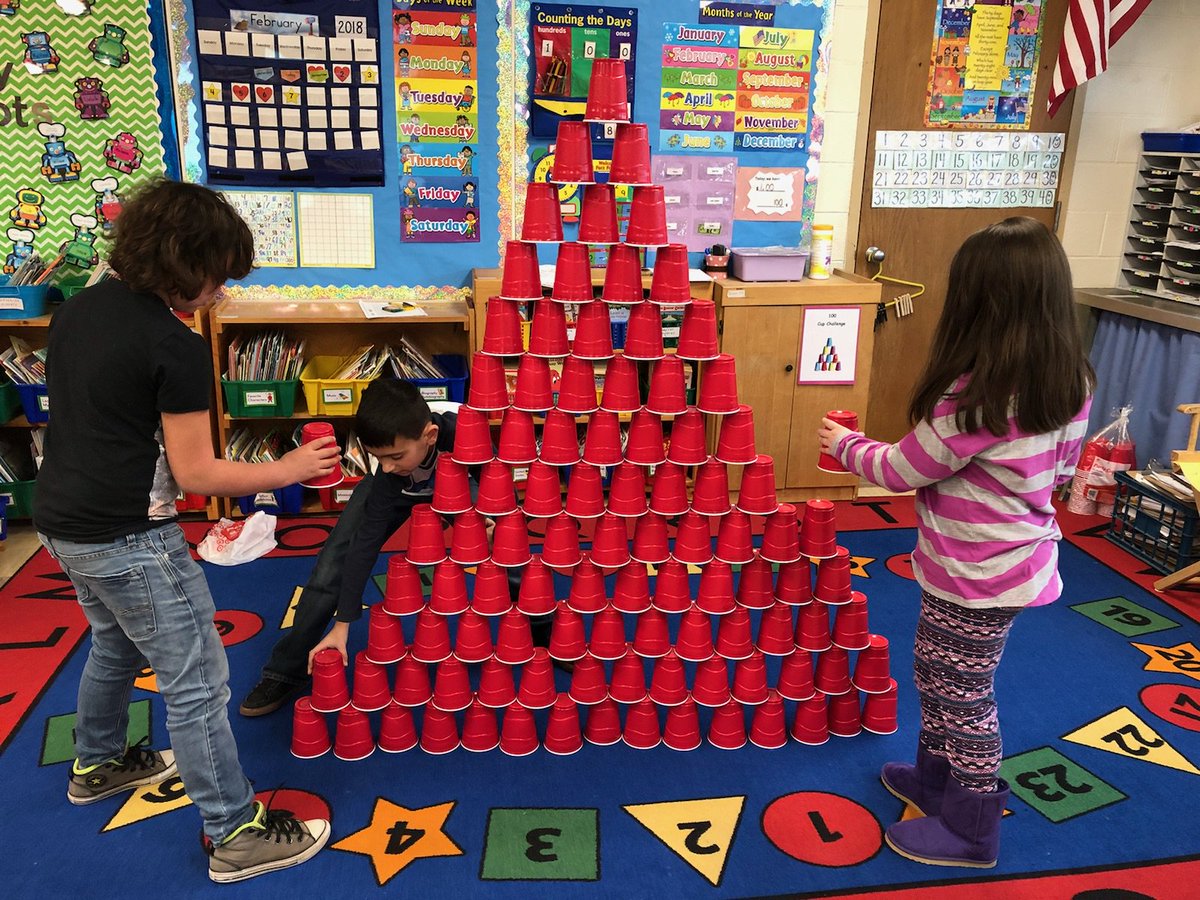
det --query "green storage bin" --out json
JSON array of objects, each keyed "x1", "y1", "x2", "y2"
[
  {"x1": 0, "y1": 479, "x2": 36, "y2": 517},
  {"x1": 222, "y1": 378, "x2": 301, "y2": 418}
]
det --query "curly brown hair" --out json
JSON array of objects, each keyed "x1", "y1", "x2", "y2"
[{"x1": 107, "y1": 178, "x2": 253, "y2": 301}]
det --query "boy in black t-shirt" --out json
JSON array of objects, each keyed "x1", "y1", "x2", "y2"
[{"x1": 35, "y1": 179, "x2": 340, "y2": 883}]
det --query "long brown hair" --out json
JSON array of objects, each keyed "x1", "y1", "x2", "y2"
[
  {"x1": 908, "y1": 216, "x2": 1094, "y2": 436},
  {"x1": 108, "y1": 178, "x2": 253, "y2": 301}
]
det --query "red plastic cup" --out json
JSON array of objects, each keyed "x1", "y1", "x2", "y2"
[
  {"x1": 430, "y1": 559, "x2": 469, "y2": 616},
  {"x1": 625, "y1": 186, "x2": 669, "y2": 247},
  {"x1": 776, "y1": 559, "x2": 813, "y2": 606},
  {"x1": 451, "y1": 405, "x2": 494, "y2": 465},
  {"x1": 666, "y1": 407, "x2": 708, "y2": 466},
  {"x1": 632, "y1": 607, "x2": 671, "y2": 658},
  {"x1": 583, "y1": 410, "x2": 623, "y2": 466},
  {"x1": 310, "y1": 647, "x2": 351, "y2": 713},
  {"x1": 522, "y1": 460, "x2": 564, "y2": 518},
  {"x1": 675, "y1": 604, "x2": 715, "y2": 662},
  {"x1": 852, "y1": 635, "x2": 892, "y2": 694},
  {"x1": 383, "y1": 554, "x2": 424, "y2": 616},
  {"x1": 378, "y1": 702, "x2": 419, "y2": 754},
  {"x1": 602, "y1": 243, "x2": 645, "y2": 305},
  {"x1": 333, "y1": 706, "x2": 375, "y2": 761},
  {"x1": 392, "y1": 653, "x2": 433, "y2": 707},
  {"x1": 861, "y1": 679, "x2": 899, "y2": 735},
  {"x1": 649, "y1": 649, "x2": 688, "y2": 706},
  {"x1": 672, "y1": 509, "x2": 714, "y2": 565},
  {"x1": 631, "y1": 513, "x2": 669, "y2": 565},
  {"x1": 716, "y1": 405, "x2": 757, "y2": 465},
  {"x1": 599, "y1": 354, "x2": 641, "y2": 412},
  {"x1": 471, "y1": 559, "x2": 514, "y2": 616},
  {"x1": 552, "y1": 241, "x2": 595, "y2": 303},
  {"x1": 690, "y1": 656, "x2": 728, "y2": 707},
  {"x1": 795, "y1": 602, "x2": 832, "y2": 653},
  {"x1": 578, "y1": 183, "x2": 620, "y2": 245},
  {"x1": 433, "y1": 656, "x2": 473, "y2": 712},
  {"x1": 548, "y1": 601, "x2": 587, "y2": 661},
  {"x1": 495, "y1": 607, "x2": 536, "y2": 664},
  {"x1": 291, "y1": 697, "x2": 332, "y2": 759},
  {"x1": 818, "y1": 409, "x2": 859, "y2": 474},
  {"x1": 476, "y1": 460, "x2": 517, "y2": 517},
  {"x1": 649, "y1": 243, "x2": 692, "y2": 305},
  {"x1": 832, "y1": 592, "x2": 871, "y2": 651},
  {"x1": 366, "y1": 604, "x2": 407, "y2": 665},
  {"x1": 607, "y1": 463, "x2": 647, "y2": 517},
  {"x1": 776, "y1": 649, "x2": 816, "y2": 702},
  {"x1": 406, "y1": 503, "x2": 448, "y2": 565},
  {"x1": 652, "y1": 558, "x2": 692, "y2": 614},
  {"x1": 815, "y1": 645, "x2": 853, "y2": 696},
  {"x1": 299, "y1": 422, "x2": 343, "y2": 489},
  {"x1": 590, "y1": 511, "x2": 631, "y2": 569},
  {"x1": 800, "y1": 499, "x2": 838, "y2": 559},
  {"x1": 761, "y1": 504, "x2": 801, "y2": 564},
  {"x1": 622, "y1": 302, "x2": 665, "y2": 360},
  {"x1": 481, "y1": 297, "x2": 525, "y2": 356},
  {"x1": 623, "y1": 696, "x2": 662, "y2": 749},
  {"x1": 500, "y1": 702, "x2": 540, "y2": 756},
  {"x1": 715, "y1": 606, "x2": 754, "y2": 660},
  {"x1": 589, "y1": 604, "x2": 629, "y2": 660},
  {"x1": 792, "y1": 693, "x2": 830, "y2": 745},
  {"x1": 517, "y1": 555, "x2": 556, "y2": 616},
  {"x1": 584, "y1": 697, "x2": 623, "y2": 745},
  {"x1": 814, "y1": 547, "x2": 853, "y2": 605},
  {"x1": 572, "y1": 303, "x2": 614, "y2": 360},
  {"x1": 663, "y1": 695, "x2": 702, "y2": 751},
  {"x1": 625, "y1": 409, "x2": 666, "y2": 465},
  {"x1": 566, "y1": 463, "x2": 606, "y2": 519},
  {"x1": 529, "y1": 298, "x2": 570, "y2": 358},
  {"x1": 542, "y1": 513, "x2": 582, "y2": 569},
  {"x1": 697, "y1": 354, "x2": 739, "y2": 414},
  {"x1": 491, "y1": 513, "x2": 532, "y2": 567},
  {"x1": 737, "y1": 454, "x2": 779, "y2": 515},
  {"x1": 568, "y1": 553, "x2": 607, "y2": 613},
  {"x1": 550, "y1": 121, "x2": 596, "y2": 184},
  {"x1": 731, "y1": 650, "x2": 770, "y2": 705},
  {"x1": 569, "y1": 653, "x2": 608, "y2": 705},
  {"x1": 500, "y1": 240, "x2": 542, "y2": 300},
  {"x1": 609, "y1": 647, "x2": 647, "y2": 703},
  {"x1": 454, "y1": 608, "x2": 494, "y2": 663},
  {"x1": 756, "y1": 601, "x2": 796, "y2": 656},
  {"x1": 715, "y1": 508, "x2": 754, "y2": 565},
  {"x1": 517, "y1": 647, "x2": 557, "y2": 709},
  {"x1": 645, "y1": 356, "x2": 688, "y2": 416},
  {"x1": 609, "y1": 123, "x2": 652, "y2": 185},
  {"x1": 478, "y1": 655, "x2": 517, "y2": 708},
  {"x1": 462, "y1": 698, "x2": 501, "y2": 752},
  {"x1": 557, "y1": 357, "x2": 600, "y2": 416},
  {"x1": 540, "y1": 408, "x2": 581, "y2": 466},
  {"x1": 827, "y1": 690, "x2": 862, "y2": 738},
  {"x1": 545, "y1": 693, "x2": 584, "y2": 755},
  {"x1": 677, "y1": 300, "x2": 720, "y2": 361},
  {"x1": 467, "y1": 353, "x2": 510, "y2": 411},
  {"x1": 707, "y1": 700, "x2": 746, "y2": 750},
  {"x1": 749, "y1": 690, "x2": 788, "y2": 750},
  {"x1": 649, "y1": 462, "x2": 689, "y2": 517},
  {"x1": 420, "y1": 702, "x2": 460, "y2": 754},
  {"x1": 411, "y1": 607, "x2": 453, "y2": 663},
  {"x1": 450, "y1": 508, "x2": 490, "y2": 566},
  {"x1": 613, "y1": 561, "x2": 651, "y2": 613},
  {"x1": 692, "y1": 457, "x2": 732, "y2": 517},
  {"x1": 736, "y1": 553, "x2": 775, "y2": 610},
  {"x1": 584, "y1": 58, "x2": 630, "y2": 122},
  {"x1": 521, "y1": 180, "x2": 565, "y2": 243},
  {"x1": 514, "y1": 355, "x2": 554, "y2": 413}
]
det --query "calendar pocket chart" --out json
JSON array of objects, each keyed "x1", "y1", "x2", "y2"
[{"x1": 194, "y1": 0, "x2": 384, "y2": 187}]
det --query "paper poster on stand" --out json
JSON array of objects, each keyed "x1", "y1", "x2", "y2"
[
  {"x1": 798, "y1": 307, "x2": 859, "y2": 385},
  {"x1": 735, "y1": 167, "x2": 802, "y2": 221}
]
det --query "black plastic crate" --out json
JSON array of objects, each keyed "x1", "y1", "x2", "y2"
[{"x1": 1106, "y1": 470, "x2": 1200, "y2": 574}]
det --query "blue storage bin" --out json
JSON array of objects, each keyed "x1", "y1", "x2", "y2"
[
  {"x1": 237, "y1": 482, "x2": 303, "y2": 516},
  {"x1": 15, "y1": 382, "x2": 48, "y2": 423},
  {"x1": 0, "y1": 284, "x2": 50, "y2": 319},
  {"x1": 1142, "y1": 131, "x2": 1200, "y2": 153},
  {"x1": 411, "y1": 354, "x2": 468, "y2": 403},
  {"x1": 611, "y1": 322, "x2": 627, "y2": 349}
]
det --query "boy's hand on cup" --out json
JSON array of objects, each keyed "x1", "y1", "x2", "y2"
[
  {"x1": 284, "y1": 436, "x2": 341, "y2": 484},
  {"x1": 818, "y1": 417, "x2": 854, "y2": 455},
  {"x1": 308, "y1": 622, "x2": 350, "y2": 672}
]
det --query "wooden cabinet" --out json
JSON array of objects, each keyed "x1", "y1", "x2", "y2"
[{"x1": 713, "y1": 273, "x2": 882, "y2": 501}]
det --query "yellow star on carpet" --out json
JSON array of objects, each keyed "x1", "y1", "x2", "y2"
[
  {"x1": 849, "y1": 555, "x2": 875, "y2": 578},
  {"x1": 332, "y1": 798, "x2": 464, "y2": 886},
  {"x1": 1132, "y1": 640, "x2": 1200, "y2": 684}
]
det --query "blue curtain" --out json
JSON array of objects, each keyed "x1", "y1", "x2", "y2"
[{"x1": 1088, "y1": 310, "x2": 1200, "y2": 466}]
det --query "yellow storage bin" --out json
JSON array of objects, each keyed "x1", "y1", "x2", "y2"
[{"x1": 299, "y1": 355, "x2": 376, "y2": 416}]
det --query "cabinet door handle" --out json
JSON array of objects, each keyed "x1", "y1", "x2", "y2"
[{"x1": 784, "y1": 364, "x2": 794, "y2": 373}]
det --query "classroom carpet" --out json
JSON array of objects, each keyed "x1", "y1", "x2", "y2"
[{"x1": 1, "y1": 497, "x2": 1198, "y2": 899}]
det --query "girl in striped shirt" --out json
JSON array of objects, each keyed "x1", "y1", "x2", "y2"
[{"x1": 818, "y1": 217, "x2": 1094, "y2": 869}]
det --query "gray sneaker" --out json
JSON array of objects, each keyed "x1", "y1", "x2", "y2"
[
  {"x1": 206, "y1": 800, "x2": 330, "y2": 883},
  {"x1": 67, "y1": 742, "x2": 178, "y2": 805}
]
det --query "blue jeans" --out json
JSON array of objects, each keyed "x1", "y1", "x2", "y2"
[{"x1": 39, "y1": 523, "x2": 256, "y2": 843}]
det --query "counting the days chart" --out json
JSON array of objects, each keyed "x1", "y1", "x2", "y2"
[{"x1": 871, "y1": 130, "x2": 1065, "y2": 208}]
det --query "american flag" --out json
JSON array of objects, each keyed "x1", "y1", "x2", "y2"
[{"x1": 1048, "y1": 0, "x2": 1154, "y2": 116}]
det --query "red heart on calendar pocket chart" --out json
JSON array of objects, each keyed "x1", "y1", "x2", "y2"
[
  {"x1": 231, "y1": 84, "x2": 249, "y2": 101},
  {"x1": 255, "y1": 86, "x2": 274, "y2": 102},
  {"x1": 333, "y1": 65, "x2": 351, "y2": 82}
]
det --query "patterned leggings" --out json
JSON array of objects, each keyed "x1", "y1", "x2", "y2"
[{"x1": 913, "y1": 591, "x2": 1021, "y2": 793}]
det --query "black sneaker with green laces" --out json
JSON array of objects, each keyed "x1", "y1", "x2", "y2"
[
  {"x1": 205, "y1": 800, "x2": 330, "y2": 883},
  {"x1": 239, "y1": 678, "x2": 305, "y2": 718},
  {"x1": 67, "y1": 739, "x2": 178, "y2": 805}
]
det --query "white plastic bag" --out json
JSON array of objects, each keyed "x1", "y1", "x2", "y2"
[{"x1": 197, "y1": 512, "x2": 278, "y2": 566}]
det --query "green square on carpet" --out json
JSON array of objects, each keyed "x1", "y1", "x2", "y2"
[
  {"x1": 1000, "y1": 746, "x2": 1126, "y2": 823},
  {"x1": 1071, "y1": 596, "x2": 1179, "y2": 637},
  {"x1": 480, "y1": 808, "x2": 600, "y2": 881},
  {"x1": 40, "y1": 700, "x2": 152, "y2": 766}
]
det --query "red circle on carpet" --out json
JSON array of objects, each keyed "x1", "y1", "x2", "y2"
[
  {"x1": 253, "y1": 788, "x2": 332, "y2": 824},
  {"x1": 885, "y1": 553, "x2": 915, "y2": 581},
  {"x1": 215, "y1": 609, "x2": 263, "y2": 648},
  {"x1": 761, "y1": 791, "x2": 882, "y2": 867},
  {"x1": 1141, "y1": 683, "x2": 1200, "y2": 734}
]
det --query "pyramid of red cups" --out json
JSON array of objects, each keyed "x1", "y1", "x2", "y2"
[{"x1": 290, "y1": 60, "x2": 898, "y2": 760}]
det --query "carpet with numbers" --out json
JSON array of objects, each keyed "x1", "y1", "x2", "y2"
[{"x1": 1, "y1": 496, "x2": 1199, "y2": 899}]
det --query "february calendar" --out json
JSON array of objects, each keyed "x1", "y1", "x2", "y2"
[{"x1": 871, "y1": 130, "x2": 1065, "y2": 209}]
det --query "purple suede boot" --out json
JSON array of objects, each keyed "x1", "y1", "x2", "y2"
[
  {"x1": 884, "y1": 776, "x2": 1009, "y2": 868},
  {"x1": 880, "y1": 744, "x2": 951, "y2": 817}
]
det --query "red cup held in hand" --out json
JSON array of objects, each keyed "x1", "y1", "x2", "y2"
[{"x1": 299, "y1": 422, "x2": 342, "y2": 489}]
